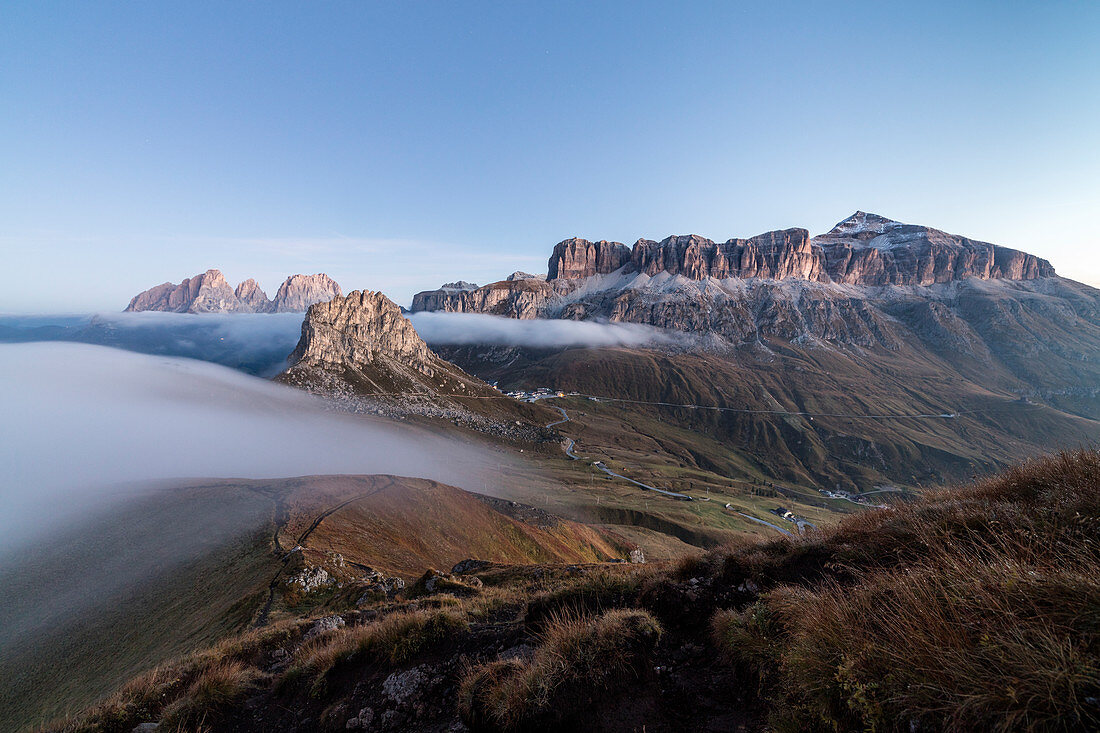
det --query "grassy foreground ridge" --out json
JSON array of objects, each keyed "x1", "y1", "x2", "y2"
[{"x1": 47, "y1": 449, "x2": 1100, "y2": 732}]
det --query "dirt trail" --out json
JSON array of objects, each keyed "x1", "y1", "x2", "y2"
[{"x1": 252, "y1": 478, "x2": 395, "y2": 627}]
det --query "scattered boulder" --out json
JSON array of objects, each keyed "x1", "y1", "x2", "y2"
[
  {"x1": 451, "y1": 559, "x2": 489, "y2": 575},
  {"x1": 303, "y1": 614, "x2": 346, "y2": 641},
  {"x1": 287, "y1": 566, "x2": 334, "y2": 593}
]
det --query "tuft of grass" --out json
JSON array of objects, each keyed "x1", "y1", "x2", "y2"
[
  {"x1": 523, "y1": 566, "x2": 651, "y2": 631},
  {"x1": 292, "y1": 608, "x2": 468, "y2": 694},
  {"x1": 459, "y1": 608, "x2": 662, "y2": 731},
  {"x1": 158, "y1": 660, "x2": 259, "y2": 729},
  {"x1": 710, "y1": 600, "x2": 781, "y2": 686},
  {"x1": 771, "y1": 551, "x2": 1100, "y2": 732},
  {"x1": 702, "y1": 449, "x2": 1100, "y2": 732}
]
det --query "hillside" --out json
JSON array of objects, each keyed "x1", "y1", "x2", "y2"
[
  {"x1": 436, "y1": 342, "x2": 1098, "y2": 493},
  {"x1": 1, "y1": 475, "x2": 630, "y2": 732},
  {"x1": 48, "y1": 449, "x2": 1100, "y2": 732}
]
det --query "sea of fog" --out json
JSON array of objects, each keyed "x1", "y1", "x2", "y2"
[
  {"x1": 0, "y1": 312, "x2": 685, "y2": 551},
  {"x1": 0, "y1": 341, "x2": 508, "y2": 553},
  {"x1": 0, "y1": 311, "x2": 682, "y2": 376}
]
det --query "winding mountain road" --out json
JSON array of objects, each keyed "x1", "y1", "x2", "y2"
[{"x1": 543, "y1": 399, "x2": 694, "y2": 501}]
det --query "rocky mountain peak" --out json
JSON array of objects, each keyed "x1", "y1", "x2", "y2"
[
  {"x1": 272, "y1": 273, "x2": 343, "y2": 313},
  {"x1": 814, "y1": 214, "x2": 1056, "y2": 284},
  {"x1": 126, "y1": 270, "x2": 343, "y2": 313},
  {"x1": 287, "y1": 290, "x2": 433, "y2": 374},
  {"x1": 234, "y1": 278, "x2": 273, "y2": 313},
  {"x1": 547, "y1": 238, "x2": 633, "y2": 280},
  {"x1": 826, "y1": 211, "x2": 901, "y2": 237}
]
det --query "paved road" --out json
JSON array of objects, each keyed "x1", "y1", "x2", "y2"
[
  {"x1": 545, "y1": 405, "x2": 570, "y2": 428},
  {"x1": 544, "y1": 399, "x2": 692, "y2": 500},
  {"x1": 734, "y1": 511, "x2": 794, "y2": 537},
  {"x1": 562, "y1": 437, "x2": 580, "y2": 460},
  {"x1": 593, "y1": 462, "x2": 694, "y2": 500}
]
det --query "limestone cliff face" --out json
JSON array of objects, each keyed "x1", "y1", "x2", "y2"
[
  {"x1": 815, "y1": 212, "x2": 1055, "y2": 286},
  {"x1": 409, "y1": 213, "x2": 1069, "y2": 351},
  {"x1": 411, "y1": 279, "x2": 558, "y2": 319},
  {"x1": 271, "y1": 274, "x2": 343, "y2": 313},
  {"x1": 630, "y1": 229, "x2": 825, "y2": 281},
  {"x1": 234, "y1": 279, "x2": 274, "y2": 313},
  {"x1": 126, "y1": 269, "x2": 244, "y2": 313},
  {"x1": 126, "y1": 271, "x2": 342, "y2": 313},
  {"x1": 547, "y1": 238, "x2": 633, "y2": 279},
  {"x1": 287, "y1": 290, "x2": 434, "y2": 374}
]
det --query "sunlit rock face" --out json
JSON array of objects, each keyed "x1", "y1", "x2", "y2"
[
  {"x1": 125, "y1": 271, "x2": 341, "y2": 313},
  {"x1": 409, "y1": 213, "x2": 1077, "y2": 352},
  {"x1": 234, "y1": 278, "x2": 274, "y2": 313},
  {"x1": 126, "y1": 269, "x2": 243, "y2": 313},
  {"x1": 270, "y1": 273, "x2": 343, "y2": 313},
  {"x1": 547, "y1": 238, "x2": 633, "y2": 279},
  {"x1": 815, "y1": 212, "x2": 1055, "y2": 286},
  {"x1": 287, "y1": 290, "x2": 435, "y2": 375}
]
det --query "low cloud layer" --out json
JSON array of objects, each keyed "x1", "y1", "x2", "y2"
[
  {"x1": 2, "y1": 311, "x2": 689, "y2": 373},
  {"x1": 0, "y1": 342, "x2": 501, "y2": 553},
  {"x1": 408, "y1": 311, "x2": 684, "y2": 349},
  {"x1": 0, "y1": 312, "x2": 305, "y2": 376}
]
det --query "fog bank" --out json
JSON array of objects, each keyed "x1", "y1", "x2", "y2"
[
  {"x1": 0, "y1": 311, "x2": 304, "y2": 376},
  {"x1": 408, "y1": 311, "x2": 685, "y2": 349},
  {"x1": 0, "y1": 342, "x2": 499, "y2": 552}
]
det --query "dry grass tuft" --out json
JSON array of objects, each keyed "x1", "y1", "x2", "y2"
[
  {"x1": 292, "y1": 608, "x2": 468, "y2": 694},
  {"x1": 523, "y1": 566, "x2": 652, "y2": 631},
  {"x1": 709, "y1": 449, "x2": 1100, "y2": 731},
  {"x1": 459, "y1": 608, "x2": 662, "y2": 731},
  {"x1": 158, "y1": 660, "x2": 260, "y2": 729}
]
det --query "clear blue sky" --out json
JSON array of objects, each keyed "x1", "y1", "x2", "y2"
[{"x1": 2, "y1": 1, "x2": 1098, "y2": 311}]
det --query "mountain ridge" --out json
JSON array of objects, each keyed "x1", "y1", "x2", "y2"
[{"x1": 125, "y1": 270, "x2": 342, "y2": 313}]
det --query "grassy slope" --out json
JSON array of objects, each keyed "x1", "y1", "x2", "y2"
[
  {"x1": 50, "y1": 450, "x2": 1100, "y2": 732},
  {"x1": 0, "y1": 485, "x2": 281, "y2": 731},
  {"x1": 442, "y1": 341, "x2": 1098, "y2": 491},
  {"x1": 4, "y1": 475, "x2": 631, "y2": 732},
  {"x1": 274, "y1": 474, "x2": 629, "y2": 581}
]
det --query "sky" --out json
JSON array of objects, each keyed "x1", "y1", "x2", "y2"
[{"x1": 2, "y1": 1, "x2": 1098, "y2": 312}]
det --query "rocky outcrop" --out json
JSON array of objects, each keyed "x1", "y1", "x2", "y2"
[
  {"x1": 630, "y1": 229, "x2": 826, "y2": 281},
  {"x1": 234, "y1": 279, "x2": 274, "y2": 313},
  {"x1": 547, "y1": 238, "x2": 633, "y2": 279},
  {"x1": 271, "y1": 273, "x2": 343, "y2": 313},
  {"x1": 287, "y1": 290, "x2": 435, "y2": 375},
  {"x1": 282, "y1": 290, "x2": 504, "y2": 399},
  {"x1": 125, "y1": 269, "x2": 244, "y2": 313},
  {"x1": 411, "y1": 213, "x2": 1064, "y2": 349},
  {"x1": 126, "y1": 271, "x2": 342, "y2": 313},
  {"x1": 815, "y1": 212, "x2": 1055, "y2": 286},
  {"x1": 411, "y1": 279, "x2": 558, "y2": 319}
]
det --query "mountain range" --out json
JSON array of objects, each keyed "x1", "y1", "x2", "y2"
[
  {"x1": 125, "y1": 269, "x2": 342, "y2": 313},
  {"x1": 11, "y1": 211, "x2": 1100, "y2": 732}
]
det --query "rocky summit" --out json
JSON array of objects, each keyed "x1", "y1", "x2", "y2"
[
  {"x1": 411, "y1": 212, "x2": 1082, "y2": 350},
  {"x1": 125, "y1": 271, "x2": 341, "y2": 313},
  {"x1": 271, "y1": 273, "x2": 343, "y2": 312},
  {"x1": 278, "y1": 290, "x2": 555, "y2": 438}
]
